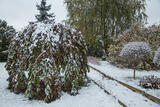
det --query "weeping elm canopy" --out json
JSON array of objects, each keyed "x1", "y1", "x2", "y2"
[
  {"x1": 120, "y1": 42, "x2": 152, "y2": 65},
  {"x1": 5, "y1": 21, "x2": 89, "y2": 103},
  {"x1": 120, "y1": 42, "x2": 152, "y2": 79}
]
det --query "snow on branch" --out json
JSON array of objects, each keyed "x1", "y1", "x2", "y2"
[{"x1": 120, "y1": 42, "x2": 152, "y2": 63}]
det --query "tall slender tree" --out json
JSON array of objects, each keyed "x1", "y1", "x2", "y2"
[
  {"x1": 65, "y1": 0, "x2": 147, "y2": 57},
  {"x1": 35, "y1": 0, "x2": 55, "y2": 22}
]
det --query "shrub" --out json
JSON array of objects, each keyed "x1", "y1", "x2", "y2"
[
  {"x1": 87, "y1": 36, "x2": 107, "y2": 60},
  {"x1": 108, "y1": 24, "x2": 160, "y2": 70},
  {"x1": 140, "y1": 75, "x2": 160, "y2": 89},
  {"x1": 120, "y1": 42, "x2": 152, "y2": 79},
  {"x1": 153, "y1": 48, "x2": 160, "y2": 66},
  {"x1": 5, "y1": 21, "x2": 89, "y2": 103}
]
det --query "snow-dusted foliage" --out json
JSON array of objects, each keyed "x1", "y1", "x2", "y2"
[
  {"x1": 153, "y1": 48, "x2": 160, "y2": 66},
  {"x1": 0, "y1": 19, "x2": 16, "y2": 61},
  {"x1": 140, "y1": 75, "x2": 160, "y2": 89},
  {"x1": 35, "y1": 0, "x2": 55, "y2": 22},
  {"x1": 5, "y1": 21, "x2": 89, "y2": 103},
  {"x1": 120, "y1": 42, "x2": 152, "y2": 79},
  {"x1": 108, "y1": 24, "x2": 160, "y2": 70},
  {"x1": 120, "y1": 42, "x2": 152, "y2": 63}
]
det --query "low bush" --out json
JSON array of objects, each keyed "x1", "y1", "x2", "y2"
[{"x1": 140, "y1": 75, "x2": 160, "y2": 89}]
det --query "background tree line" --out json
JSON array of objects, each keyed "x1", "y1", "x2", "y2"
[{"x1": 64, "y1": 0, "x2": 147, "y2": 57}]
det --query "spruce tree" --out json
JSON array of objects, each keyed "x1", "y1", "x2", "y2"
[{"x1": 35, "y1": 0, "x2": 55, "y2": 22}]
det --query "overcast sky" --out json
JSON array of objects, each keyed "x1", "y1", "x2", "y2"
[
  {"x1": 146, "y1": 0, "x2": 160, "y2": 25},
  {"x1": 0, "y1": 0, "x2": 67, "y2": 31},
  {"x1": 0, "y1": 0, "x2": 160, "y2": 31}
]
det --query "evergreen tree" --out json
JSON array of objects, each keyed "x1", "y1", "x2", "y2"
[
  {"x1": 35, "y1": 0, "x2": 55, "y2": 22},
  {"x1": 0, "y1": 19, "x2": 16, "y2": 62},
  {"x1": 6, "y1": 21, "x2": 89, "y2": 103}
]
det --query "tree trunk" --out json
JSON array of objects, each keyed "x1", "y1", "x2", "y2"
[
  {"x1": 133, "y1": 65, "x2": 136, "y2": 80},
  {"x1": 143, "y1": 61, "x2": 146, "y2": 69}
]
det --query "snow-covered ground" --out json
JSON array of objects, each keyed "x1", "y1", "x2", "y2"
[
  {"x1": 88, "y1": 68, "x2": 159, "y2": 107},
  {"x1": 89, "y1": 61, "x2": 160, "y2": 99},
  {"x1": 1, "y1": 60, "x2": 160, "y2": 107},
  {"x1": 0, "y1": 63, "x2": 121, "y2": 107}
]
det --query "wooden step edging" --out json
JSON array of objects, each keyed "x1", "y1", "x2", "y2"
[
  {"x1": 88, "y1": 65, "x2": 160, "y2": 104},
  {"x1": 89, "y1": 78, "x2": 127, "y2": 107}
]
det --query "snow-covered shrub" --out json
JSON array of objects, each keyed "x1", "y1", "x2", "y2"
[
  {"x1": 120, "y1": 42, "x2": 152, "y2": 79},
  {"x1": 153, "y1": 48, "x2": 160, "y2": 66},
  {"x1": 108, "y1": 24, "x2": 160, "y2": 70},
  {"x1": 5, "y1": 21, "x2": 89, "y2": 102},
  {"x1": 140, "y1": 75, "x2": 160, "y2": 89}
]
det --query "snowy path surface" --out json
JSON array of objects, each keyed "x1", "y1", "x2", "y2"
[
  {"x1": 89, "y1": 61, "x2": 160, "y2": 99},
  {"x1": 0, "y1": 63, "x2": 120, "y2": 107},
  {"x1": 88, "y1": 68, "x2": 159, "y2": 107}
]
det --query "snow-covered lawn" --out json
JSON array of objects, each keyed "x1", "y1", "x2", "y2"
[
  {"x1": 1, "y1": 60, "x2": 160, "y2": 107},
  {"x1": 89, "y1": 61, "x2": 160, "y2": 99},
  {"x1": 0, "y1": 63, "x2": 120, "y2": 107}
]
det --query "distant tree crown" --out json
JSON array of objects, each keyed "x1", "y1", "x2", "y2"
[{"x1": 35, "y1": 0, "x2": 55, "y2": 22}]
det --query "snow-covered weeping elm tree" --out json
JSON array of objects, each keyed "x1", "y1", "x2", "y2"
[
  {"x1": 5, "y1": 21, "x2": 89, "y2": 103},
  {"x1": 120, "y1": 42, "x2": 152, "y2": 79}
]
